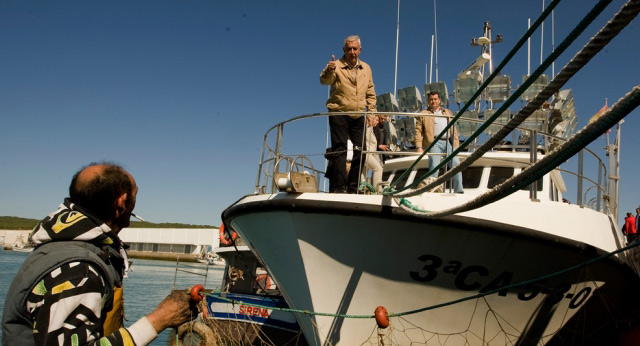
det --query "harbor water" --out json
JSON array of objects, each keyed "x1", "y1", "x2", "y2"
[{"x1": 0, "y1": 248, "x2": 225, "y2": 346}]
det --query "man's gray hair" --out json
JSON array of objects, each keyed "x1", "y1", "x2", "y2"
[{"x1": 344, "y1": 35, "x2": 361, "y2": 47}]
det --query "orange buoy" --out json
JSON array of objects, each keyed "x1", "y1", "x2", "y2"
[
  {"x1": 219, "y1": 223, "x2": 237, "y2": 246},
  {"x1": 190, "y1": 284, "x2": 205, "y2": 302},
  {"x1": 374, "y1": 306, "x2": 389, "y2": 328}
]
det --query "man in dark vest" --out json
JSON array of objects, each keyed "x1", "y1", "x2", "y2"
[{"x1": 2, "y1": 162, "x2": 196, "y2": 346}]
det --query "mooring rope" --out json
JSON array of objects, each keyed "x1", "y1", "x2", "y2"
[
  {"x1": 396, "y1": 85, "x2": 640, "y2": 217},
  {"x1": 386, "y1": 0, "x2": 563, "y2": 192},
  {"x1": 390, "y1": 0, "x2": 640, "y2": 203}
]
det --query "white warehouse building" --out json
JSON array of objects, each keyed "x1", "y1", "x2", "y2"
[{"x1": 119, "y1": 227, "x2": 219, "y2": 261}]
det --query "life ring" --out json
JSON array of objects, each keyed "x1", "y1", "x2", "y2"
[
  {"x1": 254, "y1": 274, "x2": 272, "y2": 290},
  {"x1": 190, "y1": 284, "x2": 204, "y2": 302},
  {"x1": 169, "y1": 321, "x2": 216, "y2": 346},
  {"x1": 219, "y1": 224, "x2": 237, "y2": 246}
]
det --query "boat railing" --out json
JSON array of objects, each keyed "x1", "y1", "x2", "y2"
[{"x1": 253, "y1": 111, "x2": 611, "y2": 214}]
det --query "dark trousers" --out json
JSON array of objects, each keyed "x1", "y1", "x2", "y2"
[{"x1": 329, "y1": 114, "x2": 366, "y2": 192}]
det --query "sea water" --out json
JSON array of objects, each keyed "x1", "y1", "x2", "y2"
[{"x1": 0, "y1": 248, "x2": 225, "y2": 345}]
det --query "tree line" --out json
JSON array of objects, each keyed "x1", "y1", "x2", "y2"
[{"x1": 0, "y1": 216, "x2": 214, "y2": 230}]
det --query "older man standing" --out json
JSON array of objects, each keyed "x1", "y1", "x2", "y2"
[{"x1": 320, "y1": 35, "x2": 376, "y2": 193}]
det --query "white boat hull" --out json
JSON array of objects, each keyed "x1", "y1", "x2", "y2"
[{"x1": 224, "y1": 194, "x2": 638, "y2": 346}]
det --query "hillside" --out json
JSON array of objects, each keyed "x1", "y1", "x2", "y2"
[{"x1": 0, "y1": 216, "x2": 215, "y2": 230}]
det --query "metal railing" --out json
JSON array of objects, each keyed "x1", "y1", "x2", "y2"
[{"x1": 252, "y1": 111, "x2": 610, "y2": 214}]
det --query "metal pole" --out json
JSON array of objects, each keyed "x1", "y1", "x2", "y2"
[
  {"x1": 607, "y1": 136, "x2": 616, "y2": 216},
  {"x1": 429, "y1": 35, "x2": 434, "y2": 84},
  {"x1": 577, "y1": 150, "x2": 584, "y2": 207},
  {"x1": 254, "y1": 134, "x2": 269, "y2": 194},
  {"x1": 529, "y1": 130, "x2": 538, "y2": 201},
  {"x1": 597, "y1": 162, "x2": 602, "y2": 212},
  {"x1": 394, "y1": 0, "x2": 400, "y2": 96},
  {"x1": 272, "y1": 124, "x2": 284, "y2": 193},
  {"x1": 433, "y1": 0, "x2": 439, "y2": 82},
  {"x1": 527, "y1": 18, "x2": 531, "y2": 76},
  {"x1": 614, "y1": 121, "x2": 622, "y2": 221},
  {"x1": 552, "y1": 9, "x2": 555, "y2": 77},
  {"x1": 540, "y1": 0, "x2": 545, "y2": 66}
]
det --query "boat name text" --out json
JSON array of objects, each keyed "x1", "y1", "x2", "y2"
[
  {"x1": 409, "y1": 254, "x2": 592, "y2": 308},
  {"x1": 239, "y1": 305, "x2": 270, "y2": 318}
]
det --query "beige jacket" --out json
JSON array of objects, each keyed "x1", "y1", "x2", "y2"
[
  {"x1": 414, "y1": 108, "x2": 460, "y2": 149},
  {"x1": 320, "y1": 57, "x2": 376, "y2": 117}
]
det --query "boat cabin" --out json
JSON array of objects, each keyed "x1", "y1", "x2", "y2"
[{"x1": 381, "y1": 151, "x2": 566, "y2": 203}]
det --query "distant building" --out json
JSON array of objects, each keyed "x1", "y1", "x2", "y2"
[
  {"x1": 2, "y1": 228, "x2": 219, "y2": 262},
  {"x1": 118, "y1": 227, "x2": 219, "y2": 262}
]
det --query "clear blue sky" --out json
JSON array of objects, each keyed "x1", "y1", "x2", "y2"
[{"x1": 1, "y1": 0, "x2": 638, "y2": 226}]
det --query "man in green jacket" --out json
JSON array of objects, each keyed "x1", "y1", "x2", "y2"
[{"x1": 320, "y1": 35, "x2": 377, "y2": 193}]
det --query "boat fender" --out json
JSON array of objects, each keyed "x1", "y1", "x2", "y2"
[
  {"x1": 375, "y1": 306, "x2": 389, "y2": 328},
  {"x1": 219, "y1": 224, "x2": 237, "y2": 246},
  {"x1": 170, "y1": 321, "x2": 216, "y2": 346},
  {"x1": 190, "y1": 284, "x2": 205, "y2": 302}
]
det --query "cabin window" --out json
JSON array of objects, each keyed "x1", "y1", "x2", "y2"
[
  {"x1": 520, "y1": 177, "x2": 543, "y2": 191},
  {"x1": 462, "y1": 167, "x2": 483, "y2": 188},
  {"x1": 488, "y1": 167, "x2": 514, "y2": 189}
]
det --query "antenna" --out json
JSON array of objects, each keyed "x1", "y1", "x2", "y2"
[
  {"x1": 527, "y1": 18, "x2": 531, "y2": 76},
  {"x1": 552, "y1": 8, "x2": 555, "y2": 77},
  {"x1": 429, "y1": 34, "x2": 434, "y2": 83},
  {"x1": 540, "y1": 0, "x2": 544, "y2": 65},
  {"x1": 394, "y1": 0, "x2": 400, "y2": 97},
  {"x1": 433, "y1": 0, "x2": 439, "y2": 82}
]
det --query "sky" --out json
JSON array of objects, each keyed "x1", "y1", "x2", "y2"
[{"x1": 1, "y1": 0, "x2": 639, "y2": 226}]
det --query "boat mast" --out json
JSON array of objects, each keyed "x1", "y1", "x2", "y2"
[
  {"x1": 540, "y1": 0, "x2": 545, "y2": 66},
  {"x1": 433, "y1": 0, "x2": 439, "y2": 82},
  {"x1": 613, "y1": 120, "x2": 621, "y2": 221},
  {"x1": 429, "y1": 35, "x2": 434, "y2": 83},
  {"x1": 394, "y1": 0, "x2": 400, "y2": 97},
  {"x1": 606, "y1": 98, "x2": 620, "y2": 221},
  {"x1": 527, "y1": 18, "x2": 531, "y2": 76},
  {"x1": 552, "y1": 8, "x2": 555, "y2": 77}
]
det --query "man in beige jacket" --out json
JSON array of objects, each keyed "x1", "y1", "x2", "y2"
[
  {"x1": 414, "y1": 91, "x2": 463, "y2": 193},
  {"x1": 320, "y1": 35, "x2": 376, "y2": 193}
]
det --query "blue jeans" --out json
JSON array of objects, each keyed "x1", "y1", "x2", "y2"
[{"x1": 429, "y1": 140, "x2": 463, "y2": 193}]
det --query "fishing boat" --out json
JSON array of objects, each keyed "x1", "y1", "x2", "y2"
[
  {"x1": 196, "y1": 247, "x2": 226, "y2": 266},
  {"x1": 221, "y1": 5, "x2": 640, "y2": 346},
  {"x1": 173, "y1": 228, "x2": 307, "y2": 346},
  {"x1": 11, "y1": 243, "x2": 34, "y2": 253}
]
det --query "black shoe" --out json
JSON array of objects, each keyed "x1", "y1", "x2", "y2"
[{"x1": 334, "y1": 187, "x2": 348, "y2": 194}]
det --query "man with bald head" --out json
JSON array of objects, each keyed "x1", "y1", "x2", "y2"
[{"x1": 3, "y1": 162, "x2": 196, "y2": 346}]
